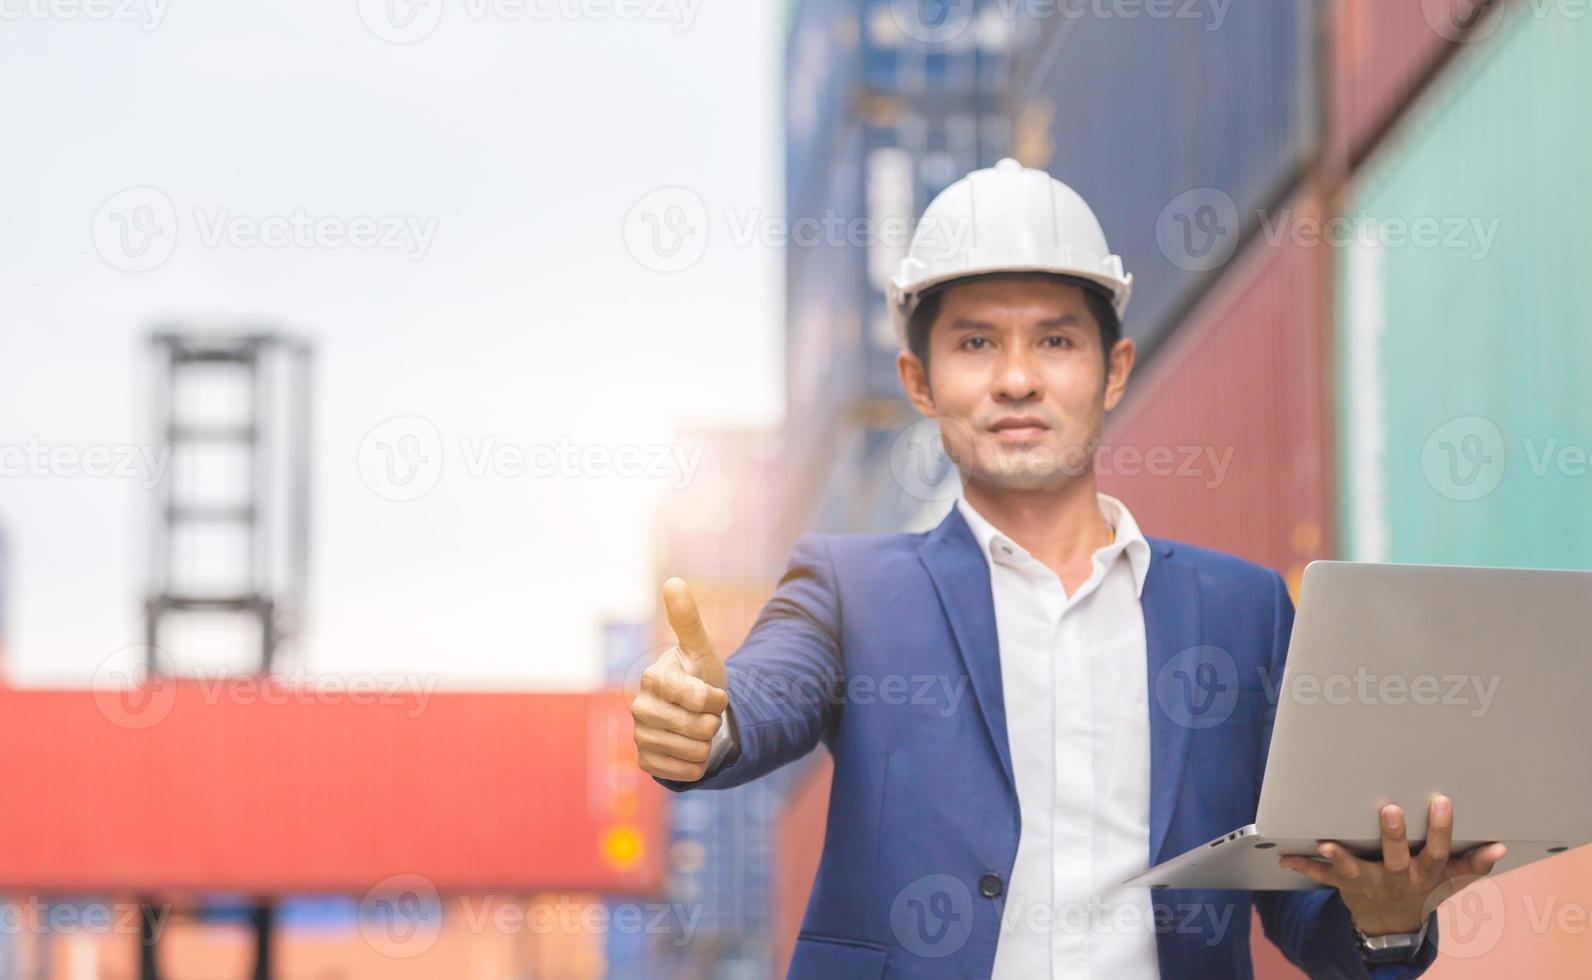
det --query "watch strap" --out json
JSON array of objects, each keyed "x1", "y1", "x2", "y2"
[{"x1": 1354, "y1": 916, "x2": 1430, "y2": 965}]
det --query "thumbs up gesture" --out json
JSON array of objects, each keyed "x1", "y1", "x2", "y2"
[{"x1": 630, "y1": 577, "x2": 730, "y2": 782}]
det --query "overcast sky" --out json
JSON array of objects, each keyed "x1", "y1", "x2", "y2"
[{"x1": 0, "y1": 0, "x2": 784, "y2": 688}]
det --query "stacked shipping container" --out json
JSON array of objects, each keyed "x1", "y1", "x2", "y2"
[
  {"x1": 773, "y1": 4, "x2": 1018, "y2": 966},
  {"x1": 0, "y1": 894, "x2": 605, "y2": 979},
  {"x1": 0, "y1": 521, "x2": 7, "y2": 682},
  {"x1": 783, "y1": 0, "x2": 1012, "y2": 542},
  {"x1": 638, "y1": 429, "x2": 788, "y2": 978},
  {"x1": 1099, "y1": 186, "x2": 1332, "y2": 604},
  {"x1": 1011, "y1": 1, "x2": 1316, "y2": 359},
  {"x1": 1096, "y1": 183, "x2": 1336, "y2": 980},
  {"x1": 1327, "y1": 0, "x2": 1489, "y2": 169},
  {"x1": 774, "y1": 0, "x2": 1592, "y2": 976},
  {"x1": 1335, "y1": 7, "x2": 1592, "y2": 975},
  {"x1": 0, "y1": 689, "x2": 660, "y2": 895}
]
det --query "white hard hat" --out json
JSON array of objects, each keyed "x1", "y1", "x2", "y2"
[{"x1": 887, "y1": 157, "x2": 1132, "y2": 348}]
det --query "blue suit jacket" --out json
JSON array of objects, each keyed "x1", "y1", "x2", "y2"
[{"x1": 659, "y1": 506, "x2": 1438, "y2": 979}]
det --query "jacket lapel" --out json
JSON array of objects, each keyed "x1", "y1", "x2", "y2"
[
  {"x1": 1141, "y1": 537, "x2": 1203, "y2": 864},
  {"x1": 918, "y1": 506, "x2": 1015, "y2": 793},
  {"x1": 917, "y1": 513, "x2": 1204, "y2": 859}
]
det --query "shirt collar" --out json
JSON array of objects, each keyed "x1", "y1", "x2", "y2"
[{"x1": 955, "y1": 491, "x2": 1152, "y2": 598}]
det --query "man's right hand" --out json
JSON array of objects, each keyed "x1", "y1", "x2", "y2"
[{"x1": 630, "y1": 577, "x2": 729, "y2": 782}]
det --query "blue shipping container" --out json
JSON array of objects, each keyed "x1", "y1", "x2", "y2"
[
  {"x1": 784, "y1": 117, "x2": 868, "y2": 500},
  {"x1": 858, "y1": 0, "x2": 1011, "y2": 102},
  {"x1": 1014, "y1": 2, "x2": 1315, "y2": 356},
  {"x1": 785, "y1": 0, "x2": 863, "y2": 224},
  {"x1": 860, "y1": 107, "x2": 1010, "y2": 402},
  {"x1": 602, "y1": 618, "x2": 650, "y2": 685}
]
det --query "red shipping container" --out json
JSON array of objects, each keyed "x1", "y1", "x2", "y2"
[
  {"x1": 1100, "y1": 188, "x2": 1335, "y2": 979},
  {"x1": 1101, "y1": 188, "x2": 1332, "y2": 595},
  {"x1": 1329, "y1": 0, "x2": 1490, "y2": 168},
  {"x1": 0, "y1": 688, "x2": 663, "y2": 896},
  {"x1": 770, "y1": 754, "x2": 832, "y2": 979}
]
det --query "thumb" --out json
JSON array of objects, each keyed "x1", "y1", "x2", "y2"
[{"x1": 663, "y1": 577, "x2": 721, "y2": 671}]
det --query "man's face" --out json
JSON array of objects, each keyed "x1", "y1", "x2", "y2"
[{"x1": 897, "y1": 275, "x2": 1135, "y2": 493}]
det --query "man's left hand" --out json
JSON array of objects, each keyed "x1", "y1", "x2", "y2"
[{"x1": 1279, "y1": 795, "x2": 1508, "y2": 935}]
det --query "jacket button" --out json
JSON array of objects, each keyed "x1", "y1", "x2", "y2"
[{"x1": 978, "y1": 873, "x2": 1003, "y2": 898}]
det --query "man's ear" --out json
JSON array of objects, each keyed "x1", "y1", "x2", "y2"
[
  {"x1": 1102, "y1": 337, "x2": 1135, "y2": 412},
  {"x1": 897, "y1": 349, "x2": 936, "y2": 418}
]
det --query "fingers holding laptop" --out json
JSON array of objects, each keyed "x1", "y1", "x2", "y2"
[
  {"x1": 1279, "y1": 795, "x2": 1508, "y2": 936},
  {"x1": 1419, "y1": 795, "x2": 1510, "y2": 904}
]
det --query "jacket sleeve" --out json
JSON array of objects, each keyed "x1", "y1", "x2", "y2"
[
  {"x1": 653, "y1": 533, "x2": 844, "y2": 793},
  {"x1": 1253, "y1": 571, "x2": 1440, "y2": 978}
]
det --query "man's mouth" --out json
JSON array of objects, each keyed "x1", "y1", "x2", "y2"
[{"x1": 988, "y1": 416, "x2": 1050, "y2": 441}]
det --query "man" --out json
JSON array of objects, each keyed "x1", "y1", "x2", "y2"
[{"x1": 630, "y1": 160, "x2": 1504, "y2": 978}]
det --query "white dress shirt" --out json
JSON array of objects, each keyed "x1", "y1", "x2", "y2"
[{"x1": 956, "y1": 492, "x2": 1159, "y2": 980}]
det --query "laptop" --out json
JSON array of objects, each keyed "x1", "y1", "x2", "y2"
[{"x1": 1126, "y1": 560, "x2": 1592, "y2": 891}]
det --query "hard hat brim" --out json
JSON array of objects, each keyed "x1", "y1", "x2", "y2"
[{"x1": 890, "y1": 266, "x2": 1133, "y2": 347}]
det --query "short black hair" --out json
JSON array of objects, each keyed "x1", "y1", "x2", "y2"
[{"x1": 906, "y1": 272, "x2": 1121, "y2": 373}]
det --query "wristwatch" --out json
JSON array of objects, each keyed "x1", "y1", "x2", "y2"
[{"x1": 1353, "y1": 917, "x2": 1430, "y2": 965}]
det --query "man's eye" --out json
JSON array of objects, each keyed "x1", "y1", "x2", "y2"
[
  {"x1": 962, "y1": 336, "x2": 991, "y2": 350},
  {"x1": 1042, "y1": 335, "x2": 1072, "y2": 349}
]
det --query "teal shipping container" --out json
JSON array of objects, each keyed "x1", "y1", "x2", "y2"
[
  {"x1": 1335, "y1": 14, "x2": 1592, "y2": 974},
  {"x1": 1335, "y1": 3, "x2": 1592, "y2": 569}
]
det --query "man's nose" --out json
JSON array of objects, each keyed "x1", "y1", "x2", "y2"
[{"x1": 992, "y1": 349, "x2": 1041, "y2": 403}]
